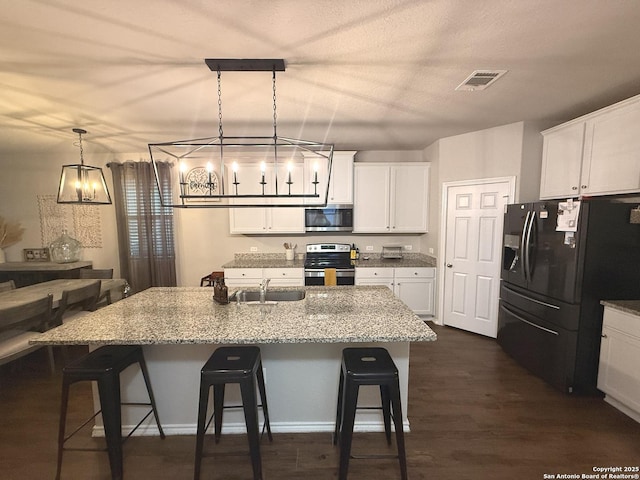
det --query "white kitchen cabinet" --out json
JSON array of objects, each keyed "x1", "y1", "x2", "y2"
[
  {"x1": 353, "y1": 163, "x2": 429, "y2": 233},
  {"x1": 223, "y1": 268, "x2": 264, "y2": 287},
  {"x1": 224, "y1": 267, "x2": 304, "y2": 288},
  {"x1": 540, "y1": 94, "x2": 640, "y2": 199},
  {"x1": 263, "y1": 267, "x2": 304, "y2": 287},
  {"x1": 355, "y1": 266, "x2": 435, "y2": 317},
  {"x1": 303, "y1": 151, "x2": 355, "y2": 205},
  {"x1": 229, "y1": 163, "x2": 305, "y2": 234},
  {"x1": 355, "y1": 267, "x2": 394, "y2": 289},
  {"x1": 393, "y1": 267, "x2": 435, "y2": 317},
  {"x1": 598, "y1": 306, "x2": 640, "y2": 423},
  {"x1": 540, "y1": 123, "x2": 585, "y2": 199}
]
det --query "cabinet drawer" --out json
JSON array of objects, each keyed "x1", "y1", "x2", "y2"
[
  {"x1": 355, "y1": 267, "x2": 394, "y2": 280},
  {"x1": 263, "y1": 268, "x2": 304, "y2": 280},
  {"x1": 394, "y1": 267, "x2": 435, "y2": 279},
  {"x1": 224, "y1": 268, "x2": 263, "y2": 280},
  {"x1": 603, "y1": 307, "x2": 640, "y2": 339}
]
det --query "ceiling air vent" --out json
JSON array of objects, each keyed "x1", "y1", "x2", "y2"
[{"x1": 455, "y1": 70, "x2": 508, "y2": 91}]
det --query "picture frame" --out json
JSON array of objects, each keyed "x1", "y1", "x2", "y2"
[{"x1": 23, "y1": 247, "x2": 50, "y2": 262}]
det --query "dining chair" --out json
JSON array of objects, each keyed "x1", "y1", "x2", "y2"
[
  {"x1": 53, "y1": 280, "x2": 101, "y2": 327},
  {"x1": 0, "y1": 280, "x2": 16, "y2": 292},
  {"x1": 78, "y1": 268, "x2": 114, "y2": 306},
  {"x1": 200, "y1": 271, "x2": 224, "y2": 287},
  {"x1": 0, "y1": 294, "x2": 55, "y2": 372}
]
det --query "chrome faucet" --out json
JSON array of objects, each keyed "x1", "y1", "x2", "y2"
[{"x1": 259, "y1": 278, "x2": 271, "y2": 303}]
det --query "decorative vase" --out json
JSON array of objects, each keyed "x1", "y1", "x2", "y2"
[
  {"x1": 0, "y1": 248, "x2": 5, "y2": 263},
  {"x1": 49, "y1": 229, "x2": 82, "y2": 263}
]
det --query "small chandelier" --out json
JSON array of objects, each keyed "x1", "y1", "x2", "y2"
[
  {"x1": 148, "y1": 59, "x2": 334, "y2": 208},
  {"x1": 57, "y1": 128, "x2": 112, "y2": 205}
]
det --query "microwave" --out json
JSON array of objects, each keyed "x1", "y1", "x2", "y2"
[{"x1": 305, "y1": 205, "x2": 353, "y2": 232}]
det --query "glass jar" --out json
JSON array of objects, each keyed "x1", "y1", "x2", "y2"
[{"x1": 49, "y1": 229, "x2": 82, "y2": 263}]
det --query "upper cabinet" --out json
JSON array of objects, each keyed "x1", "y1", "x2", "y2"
[
  {"x1": 229, "y1": 163, "x2": 305, "y2": 234},
  {"x1": 353, "y1": 162, "x2": 430, "y2": 233},
  {"x1": 229, "y1": 151, "x2": 355, "y2": 234},
  {"x1": 540, "y1": 94, "x2": 640, "y2": 199},
  {"x1": 303, "y1": 151, "x2": 355, "y2": 205}
]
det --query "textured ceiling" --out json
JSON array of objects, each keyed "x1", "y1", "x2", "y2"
[{"x1": 1, "y1": 0, "x2": 640, "y2": 155}]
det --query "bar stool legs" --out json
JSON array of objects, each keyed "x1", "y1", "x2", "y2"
[
  {"x1": 55, "y1": 345, "x2": 164, "y2": 480},
  {"x1": 194, "y1": 346, "x2": 272, "y2": 480},
  {"x1": 333, "y1": 347, "x2": 408, "y2": 480}
]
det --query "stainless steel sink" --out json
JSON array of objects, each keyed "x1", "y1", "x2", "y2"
[{"x1": 231, "y1": 289, "x2": 306, "y2": 303}]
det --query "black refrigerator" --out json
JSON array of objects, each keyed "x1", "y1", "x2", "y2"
[{"x1": 497, "y1": 199, "x2": 640, "y2": 393}]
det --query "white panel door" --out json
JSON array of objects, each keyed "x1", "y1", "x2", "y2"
[{"x1": 443, "y1": 180, "x2": 511, "y2": 338}]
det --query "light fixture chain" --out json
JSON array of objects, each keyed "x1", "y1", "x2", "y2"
[
  {"x1": 77, "y1": 130, "x2": 84, "y2": 165},
  {"x1": 272, "y1": 68, "x2": 277, "y2": 139},
  {"x1": 217, "y1": 69, "x2": 223, "y2": 139}
]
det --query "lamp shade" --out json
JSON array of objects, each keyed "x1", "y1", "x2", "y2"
[{"x1": 57, "y1": 163, "x2": 112, "y2": 204}]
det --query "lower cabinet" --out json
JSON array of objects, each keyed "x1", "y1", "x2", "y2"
[
  {"x1": 224, "y1": 267, "x2": 303, "y2": 288},
  {"x1": 598, "y1": 306, "x2": 640, "y2": 423},
  {"x1": 355, "y1": 267, "x2": 435, "y2": 317}
]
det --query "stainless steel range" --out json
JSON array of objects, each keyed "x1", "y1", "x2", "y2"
[{"x1": 303, "y1": 243, "x2": 355, "y2": 286}]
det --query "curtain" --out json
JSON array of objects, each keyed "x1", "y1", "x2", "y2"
[{"x1": 108, "y1": 161, "x2": 176, "y2": 293}]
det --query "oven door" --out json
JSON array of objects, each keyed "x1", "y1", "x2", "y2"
[{"x1": 304, "y1": 268, "x2": 355, "y2": 286}]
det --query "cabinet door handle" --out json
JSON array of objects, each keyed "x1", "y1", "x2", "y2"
[
  {"x1": 572, "y1": 186, "x2": 578, "y2": 190},
  {"x1": 581, "y1": 185, "x2": 587, "y2": 189}
]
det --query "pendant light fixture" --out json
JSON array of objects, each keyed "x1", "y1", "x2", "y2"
[
  {"x1": 148, "y1": 59, "x2": 334, "y2": 208},
  {"x1": 57, "y1": 128, "x2": 112, "y2": 204}
]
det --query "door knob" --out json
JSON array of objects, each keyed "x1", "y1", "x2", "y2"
[{"x1": 446, "y1": 263, "x2": 453, "y2": 268}]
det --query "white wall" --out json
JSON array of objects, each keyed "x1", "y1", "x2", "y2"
[
  {"x1": 0, "y1": 150, "x2": 121, "y2": 275},
  {"x1": 1, "y1": 149, "x2": 430, "y2": 287},
  {"x1": 419, "y1": 121, "x2": 547, "y2": 258}
]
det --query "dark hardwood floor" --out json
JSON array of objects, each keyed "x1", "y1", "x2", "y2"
[{"x1": 1, "y1": 324, "x2": 639, "y2": 479}]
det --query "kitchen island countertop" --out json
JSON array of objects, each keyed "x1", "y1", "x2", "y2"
[{"x1": 32, "y1": 285, "x2": 436, "y2": 346}]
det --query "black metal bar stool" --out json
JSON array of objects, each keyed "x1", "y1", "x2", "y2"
[
  {"x1": 194, "y1": 346, "x2": 273, "y2": 480},
  {"x1": 333, "y1": 347, "x2": 408, "y2": 480},
  {"x1": 56, "y1": 345, "x2": 165, "y2": 480}
]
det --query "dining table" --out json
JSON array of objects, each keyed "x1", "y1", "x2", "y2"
[{"x1": 0, "y1": 278, "x2": 128, "y2": 309}]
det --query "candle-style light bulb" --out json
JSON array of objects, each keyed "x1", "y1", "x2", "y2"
[
  {"x1": 206, "y1": 162, "x2": 213, "y2": 194},
  {"x1": 287, "y1": 161, "x2": 293, "y2": 183},
  {"x1": 179, "y1": 162, "x2": 187, "y2": 183},
  {"x1": 313, "y1": 161, "x2": 319, "y2": 183}
]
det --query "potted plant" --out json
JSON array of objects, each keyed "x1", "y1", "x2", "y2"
[{"x1": 0, "y1": 216, "x2": 25, "y2": 263}]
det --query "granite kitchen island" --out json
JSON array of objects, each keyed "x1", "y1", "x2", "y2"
[{"x1": 33, "y1": 285, "x2": 436, "y2": 435}]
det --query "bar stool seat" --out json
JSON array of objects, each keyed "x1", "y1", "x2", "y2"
[
  {"x1": 56, "y1": 345, "x2": 165, "y2": 480},
  {"x1": 333, "y1": 347, "x2": 408, "y2": 480},
  {"x1": 194, "y1": 346, "x2": 272, "y2": 480}
]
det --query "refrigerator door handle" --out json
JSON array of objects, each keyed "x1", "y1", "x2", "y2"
[
  {"x1": 502, "y1": 285, "x2": 561, "y2": 310},
  {"x1": 523, "y1": 210, "x2": 536, "y2": 282},
  {"x1": 520, "y1": 211, "x2": 532, "y2": 282},
  {"x1": 500, "y1": 305, "x2": 559, "y2": 336}
]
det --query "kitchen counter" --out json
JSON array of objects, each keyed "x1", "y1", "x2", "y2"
[
  {"x1": 601, "y1": 300, "x2": 640, "y2": 317},
  {"x1": 354, "y1": 253, "x2": 437, "y2": 268},
  {"x1": 33, "y1": 285, "x2": 435, "y2": 345},
  {"x1": 222, "y1": 253, "x2": 305, "y2": 269},
  {"x1": 32, "y1": 286, "x2": 436, "y2": 436},
  {"x1": 222, "y1": 252, "x2": 437, "y2": 269}
]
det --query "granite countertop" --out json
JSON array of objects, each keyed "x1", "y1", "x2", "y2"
[
  {"x1": 31, "y1": 285, "x2": 437, "y2": 346},
  {"x1": 222, "y1": 253, "x2": 437, "y2": 269},
  {"x1": 601, "y1": 300, "x2": 640, "y2": 317},
  {"x1": 354, "y1": 253, "x2": 437, "y2": 268}
]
